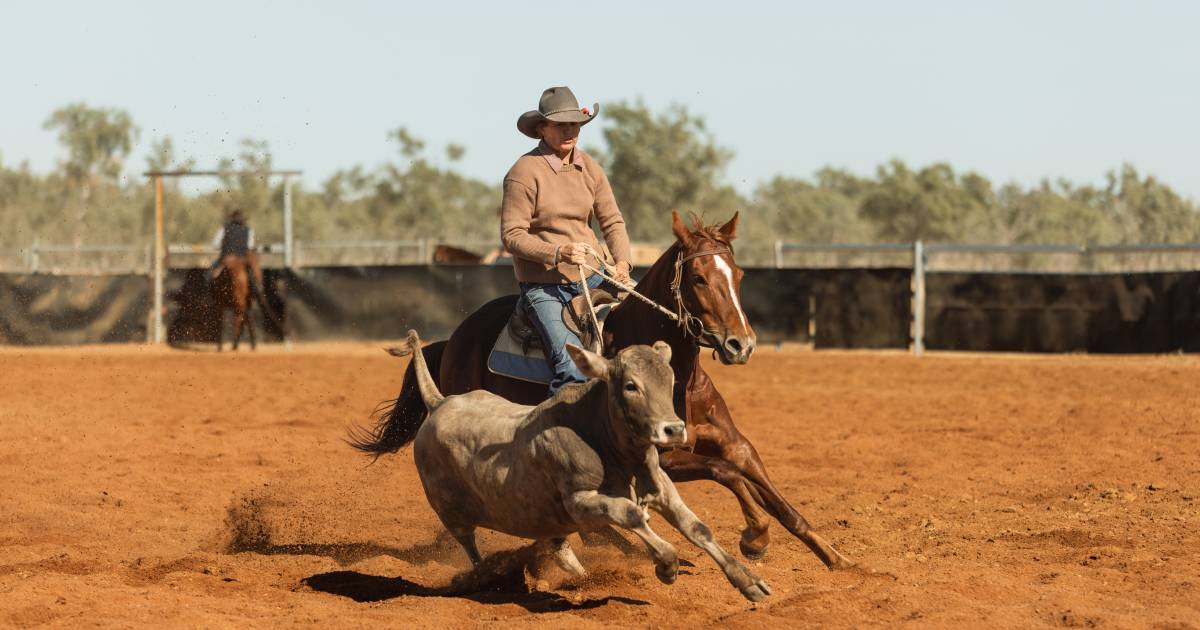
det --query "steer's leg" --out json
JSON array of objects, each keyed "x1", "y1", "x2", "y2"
[
  {"x1": 565, "y1": 490, "x2": 678, "y2": 584},
  {"x1": 649, "y1": 470, "x2": 771, "y2": 603},
  {"x1": 447, "y1": 526, "x2": 482, "y2": 565},
  {"x1": 535, "y1": 537, "x2": 586, "y2": 578}
]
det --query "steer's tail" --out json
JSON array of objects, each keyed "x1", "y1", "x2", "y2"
[
  {"x1": 346, "y1": 337, "x2": 444, "y2": 458},
  {"x1": 388, "y1": 329, "x2": 445, "y2": 411}
]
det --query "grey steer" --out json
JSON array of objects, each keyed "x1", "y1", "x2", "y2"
[{"x1": 394, "y1": 329, "x2": 770, "y2": 602}]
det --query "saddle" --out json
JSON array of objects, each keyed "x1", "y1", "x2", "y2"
[{"x1": 488, "y1": 287, "x2": 620, "y2": 385}]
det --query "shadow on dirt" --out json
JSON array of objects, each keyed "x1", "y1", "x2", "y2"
[
  {"x1": 301, "y1": 570, "x2": 647, "y2": 612},
  {"x1": 300, "y1": 544, "x2": 649, "y2": 612}
]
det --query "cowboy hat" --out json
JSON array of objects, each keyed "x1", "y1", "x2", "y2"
[{"x1": 517, "y1": 86, "x2": 599, "y2": 139}]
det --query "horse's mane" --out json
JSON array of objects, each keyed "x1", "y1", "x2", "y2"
[{"x1": 684, "y1": 212, "x2": 734, "y2": 251}]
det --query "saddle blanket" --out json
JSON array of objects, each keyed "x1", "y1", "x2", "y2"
[{"x1": 487, "y1": 302, "x2": 614, "y2": 385}]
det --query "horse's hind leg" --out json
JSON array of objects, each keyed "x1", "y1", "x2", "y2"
[
  {"x1": 247, "y1": 310, "x2": 257, "y2": 350},
  {"x1": 660, "y1": 449, "x2": 774, "y2": 559},
  {"x1": 215, "y1": 310, "x2": 224, "y2": 352}
]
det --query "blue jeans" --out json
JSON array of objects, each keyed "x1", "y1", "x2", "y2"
[{"x1": 519, "y1": 273, "x2": 606, "y2": 395}]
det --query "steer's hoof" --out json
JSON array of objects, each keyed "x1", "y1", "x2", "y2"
[{"x1": 654, "y1": 561, "x2": 678, "y2": 585}]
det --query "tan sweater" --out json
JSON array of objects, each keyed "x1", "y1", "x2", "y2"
[{"x1": 500, "y1": 142, "x2": 632, "y2": 283}]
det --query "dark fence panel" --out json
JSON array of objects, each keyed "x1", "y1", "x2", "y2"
[
  {"x1": 0, "y1": 273, "x2": 150, "y2": 344},
  {"x1": 8, "y1": 266, "x2": 1196, "y2": 353},
  {"x1": 811, "y1": 268, "x2": 913, "y2": 349},
  {"x1": 926, "y1": 272, "x2": 1200, "y2": 352},
  {"x1": 159, "y1": 266, "x2": 915, "y2": 348},
  {"x1": 738, "y1": 267, "x2": 913, "y2": 348},
  {"x1": 279, "y1": 265, "x2": 517, "y2": 341}
]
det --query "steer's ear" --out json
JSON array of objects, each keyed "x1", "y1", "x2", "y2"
[
  {"x1": 652, "y1": 340, "x2": 672, "y2": 363},
  {"x1": 566, "y1": 343, "x2": 609, "y2": 379}
]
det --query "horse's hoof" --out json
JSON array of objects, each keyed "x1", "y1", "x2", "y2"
[{"x1": 739, "y1": 534, "x2": 768, "y2": 561}]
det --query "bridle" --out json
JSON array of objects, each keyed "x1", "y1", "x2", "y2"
[
  {"x1": 668, "y1": 246, "x2": 731, "y2": 347},
  {"x1": 578, "y1": 242, "x2": 732, "y2": 349}
]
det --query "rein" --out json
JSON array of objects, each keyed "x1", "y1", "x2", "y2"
[{"x1": 576, "y1": 244, "x2": 731, "y2": 349}]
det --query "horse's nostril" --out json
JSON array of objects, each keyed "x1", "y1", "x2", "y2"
[{"x1": 726, "y1": 338, "x2": 742, "y2": 353}]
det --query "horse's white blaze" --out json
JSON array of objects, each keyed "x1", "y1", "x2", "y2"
[{"x1": 714, "y1": 255, "x2": 750, "y2": 335}]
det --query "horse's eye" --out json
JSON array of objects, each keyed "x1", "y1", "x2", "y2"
[
  {"x1": 624, "y1": 381, "x2": 638, "y2": 392},
  {"x1": 693, "y1": 275, "x2": 707, "y2": 285}
]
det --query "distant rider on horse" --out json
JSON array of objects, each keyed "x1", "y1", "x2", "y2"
[
  {"x1": 210, "y1": 209, "x2": 264, "y2": 292},
  {"x1": 501, "y1": 86, "x2": 634, "y2": 394}
]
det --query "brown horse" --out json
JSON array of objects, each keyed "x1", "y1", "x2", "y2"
[
  {"x1": 211, "y1": 254, "x2": 257, "y2": 351},
  {"x1": 350, "y1": 212, "x2": 853, "y2": 570}
]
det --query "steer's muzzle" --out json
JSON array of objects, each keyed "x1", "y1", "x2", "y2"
[
  {"x1": 718, "y1": 333, "x2": 757, "y2": 365},
  {"x1": 651, "y1": 420, "x2": 688, "y2": 447}
]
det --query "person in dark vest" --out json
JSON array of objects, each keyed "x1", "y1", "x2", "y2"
[{"x1": 209, "y1": 210, "x2": 263, "y2": 291}]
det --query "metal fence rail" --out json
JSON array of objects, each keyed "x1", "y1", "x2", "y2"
[{"x1": 0, "y1": 239, "x2": 509, "y2": 273}]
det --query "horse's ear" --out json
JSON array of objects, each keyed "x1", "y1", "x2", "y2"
[
  {"x1": 671, "y1": 210, "x2": 693, "y2": 246},
  {"x1": 718, "y1": 212, "x2": 739, "y2": 240}
]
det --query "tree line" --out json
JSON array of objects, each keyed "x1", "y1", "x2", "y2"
[{"x1": 3, "y1": 102, "x2": 1198, "y2": 266}]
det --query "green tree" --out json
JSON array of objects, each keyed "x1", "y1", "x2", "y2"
[
  {"x1": 1103, "y1": 164, "x2": 1200, "y2": 243},
  {"x1": 859, "y1": 160, "x2": 996, "y2": 242},
  {"x1": 43, "y1": 103, "x2": 138, "y2": 184},
  {"x1": 597, "y1": 101, "x2": 734, "y2": 241},
  {"x1": 747, "y1": 176, "x2": 868, "y2": 245},
  {"x1": 42, "y1": 103, "x2": 139, "y2": 247}
]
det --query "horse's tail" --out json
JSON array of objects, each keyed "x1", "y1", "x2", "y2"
[{"x1": 346, "y1": 336, "x2": 445, "y2": 458}]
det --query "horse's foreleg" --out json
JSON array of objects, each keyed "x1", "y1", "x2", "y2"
[
  {"x1": 659, "y1": 449, "x2": 773, "y2": 560},
  {"x1": 232, "y1": 310, "x2": 245, "y2": 350},
  {"x1": 216, "y1": 309, "x2": 224, "y2": 352},
  {"x1": 707, "y1": 429, "x2": 855, "y2": 570}
]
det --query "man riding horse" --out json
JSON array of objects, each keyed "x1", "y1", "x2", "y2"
[
  {"x1": 351, "y1": 86, "x2": 856, "y2": 573},
  {"x1": 502, "y1": 86, "x2": 633, "y2": 393},
  {"x1": 208, "y1": 209, "x2": 268, "y2": 351},
  {"x1": 210, "y1": 209, "x2": 264, "y2": 292}
]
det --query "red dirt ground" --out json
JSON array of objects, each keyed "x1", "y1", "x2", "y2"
[{"x1": 1, "y1": 344, "x2": 1197, "y2": 628}]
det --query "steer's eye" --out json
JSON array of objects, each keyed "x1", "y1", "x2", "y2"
[
  {"x1": 693, "y1": 275, "x2": 707, "y2": 285},
  {"x1": 624, "y1": 381, "x2": 638, "y2": 392}
]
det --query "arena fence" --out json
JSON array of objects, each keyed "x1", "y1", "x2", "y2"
[
  {"x1": 775, "y1": 241, "x2": 1200, "y2": 354},
  {"x1": 1, "y1": 242, "x2": 1197, "y2": 352}
]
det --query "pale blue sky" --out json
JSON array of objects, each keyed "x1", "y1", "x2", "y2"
[{"x1": 2, "y1": 0, "x2": 1197, "y2": 199}]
